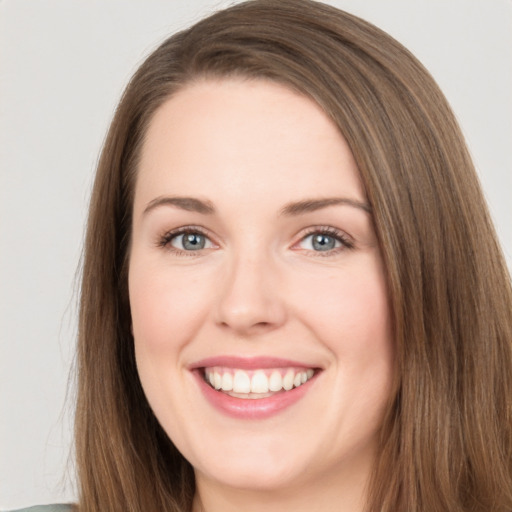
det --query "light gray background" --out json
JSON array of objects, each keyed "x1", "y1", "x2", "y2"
[{"x1": 1, "y1": 0, "x2": 511, "y2": 508}]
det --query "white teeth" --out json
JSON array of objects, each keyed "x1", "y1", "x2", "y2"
[
  {"x1": 251, "y1": 371, "x2": 269, "y2": 393},
  {"x1": 283, "y1": 369, "x2": 294, "y2": 391},
  {"x1": 221, "y1": 372, "x2": 233, "y2": 391},
  {"x1": 268, "y1": 370, "x2": 283, "y2": 392},
  {"x1": 233, "y1": 370, "x2": 251, "y2": 393},
  {"x1": 204, "y1": 367, "x2": 316, "y2": 395}
]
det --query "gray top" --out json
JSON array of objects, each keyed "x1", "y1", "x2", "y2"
[{"x1": 5, "y1": 506, "x2": 74, "y2": 512}]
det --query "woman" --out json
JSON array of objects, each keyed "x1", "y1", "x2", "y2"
[{"x1": 12, "y1": 0, "x2": 512, "y2": 511}]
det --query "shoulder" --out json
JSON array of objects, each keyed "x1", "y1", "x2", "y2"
[{"x1": 4, "y1": 505, "x2": 75, "y2": 512}]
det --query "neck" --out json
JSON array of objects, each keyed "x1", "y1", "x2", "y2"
[{"x1": 192, "y1": 459, "x2": 371, "y2": 512}]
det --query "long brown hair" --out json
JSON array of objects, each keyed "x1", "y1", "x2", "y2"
[{"x1": 76, "y1": 1, "x2": 512, "y2": 510}]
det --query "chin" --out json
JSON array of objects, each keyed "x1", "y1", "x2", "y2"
[
  {"x1": 184, "y1": 432, "x2": 311, "y2": 491},
  {"x1": 197, "y1": 457, "x2": 305, "y2": 492}
]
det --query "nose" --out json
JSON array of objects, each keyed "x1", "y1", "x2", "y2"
[{"x1": 214, "y1": 251, "x2": 287, "y2": 336}]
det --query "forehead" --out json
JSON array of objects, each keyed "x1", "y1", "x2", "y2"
[{"x1": 135, "y1": 78, "x2": 365, "y2": 211}]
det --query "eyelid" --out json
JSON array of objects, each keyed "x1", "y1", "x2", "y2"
[
  {"x1": 292, "y1": 225, "x2": 354, "y2": 254},
  {"x1": 157, "y1": 225, "x2": 218, "y2": 254},
  {"x1": 156, "y1": 224, "x2": 354, "y2": 256}
]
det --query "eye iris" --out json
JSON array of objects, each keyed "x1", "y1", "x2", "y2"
[
  {"x1": 312, "y1": 233, "x2": 336, "y2": 251},
  {"x1": 182, "y1": 233, "x2": 205, "y2": 250}
]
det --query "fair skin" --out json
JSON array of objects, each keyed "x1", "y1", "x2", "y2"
[{"x1": 129, "y1": 78, "x2": 394, "y2": 512}]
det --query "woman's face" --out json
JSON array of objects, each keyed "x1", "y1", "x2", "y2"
[{"x1": 129, "y1": 79, "x2": 394, "y2": 496}]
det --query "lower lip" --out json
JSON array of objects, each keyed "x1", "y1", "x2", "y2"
[{"x1": 193, "y1": 370, "x2": 317, "y2": 420}]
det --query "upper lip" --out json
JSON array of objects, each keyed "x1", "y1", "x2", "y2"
[{"x1": 189, "y1": 356, "x2": 319, "y2": 370}]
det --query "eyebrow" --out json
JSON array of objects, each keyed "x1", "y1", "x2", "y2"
[
  {"x1": 143, "y1": 196, "x2": 216, "y2": 215},
  {"x1": 142, "y1": 195, "x2": 371, "y2": 217},
  {"x1": 280, "y1": 197, "x2": 372, "y2": 215}
]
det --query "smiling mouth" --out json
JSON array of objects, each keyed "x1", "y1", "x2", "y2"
[{"x1": 203, "y1": 367, "x2": 317, "y2": 399}]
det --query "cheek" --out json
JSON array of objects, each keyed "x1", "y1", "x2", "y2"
[
  {"x1": 128, "y1": 259, "x2": 213, "y2": 356},
  {"x1": 128, "y1": 260, "x2": 214, "y2": 426},
  {"x1": 293, "y1": 254, "x2": 395, "y2": 420},
  {"x1": 294, "y1": 256, "x2": 392, "y2": 355}
]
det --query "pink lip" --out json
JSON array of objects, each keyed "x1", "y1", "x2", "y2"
[
  {"x1": 190, "y1": 355, "x2": 314, "y2": 370},
  {"x1": 189, "y1": 356, "x2": 320, "y2": 420}
]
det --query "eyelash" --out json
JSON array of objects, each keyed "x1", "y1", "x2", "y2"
[
  {"x1": 298, "y1": 226, "x2": 354, "y2": 256},
  {"x1": 157, "y1": 225, "x2": 212, "y2": 257},
  {"x1": 157, "y1": 225, "x2": 354, "y2": 257}
]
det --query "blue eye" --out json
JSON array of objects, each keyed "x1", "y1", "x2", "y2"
[
  {"x1": 297, "y1": 229, "x2": 352, "y2": 254},
  {"x1": 301, "y1": 233, "x2": 341, "y2": 251},
  {"x1": 312, "y1": 233, "x2": 339, "y2": 251},
  {"x1": 168, "y1": 231, "x2": 213, "y2": 251}
]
